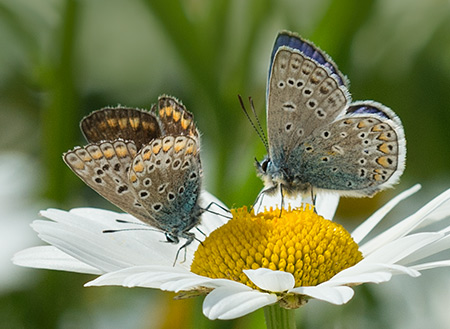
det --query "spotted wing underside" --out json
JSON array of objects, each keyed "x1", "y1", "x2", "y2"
[
  {"x1": 63, "y1": 139, "x2": 155, "y2": 224},
  {"x1": 157, "y1": 96, "x2": 200, "y2": 142},
  {"x1": 128, "y1": 135, "x2": 202, "y2": 232},
  {"x1": 291, "y1": 102, "x2": 405, "y2": 196}
]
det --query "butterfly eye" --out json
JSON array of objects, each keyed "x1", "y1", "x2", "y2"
[
  {"x1": 165, "y1": 233, "x2": 179, "y2": 244},
  {"x1": 261, "y1": 158, "x2": 270, "y2": 173}
]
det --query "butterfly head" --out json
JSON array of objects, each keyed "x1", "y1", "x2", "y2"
[
  {"x1": 165, "y1": 232, "x2": 179, "y2": 244},
  {"x1": 255, "y1": 156, "x2": 311, "y2": 197}
]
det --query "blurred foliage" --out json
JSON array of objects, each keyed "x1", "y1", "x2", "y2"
[{"x1": 1, "y1": 0, "x2": 449, "y2": 328}]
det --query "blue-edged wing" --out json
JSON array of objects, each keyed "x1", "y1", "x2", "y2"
[{"x1": 257, "y1": 31, "x2": 406, "y2": 198}]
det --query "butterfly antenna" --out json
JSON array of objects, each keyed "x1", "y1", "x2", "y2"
[
  {"x1": 114, "y1": 219, "x2": 148, "y2": 226},
  {"x1": 248, "y1": 96, "x2": 268, "y2": 150},
  {"x1": 103, "y1": 227, "x2": 156, "y2": 233},
  {"x1": 238, "y1": 95, "x2": 269, "y2": 152},
  {"x1": 103, "y1": 219, "x2": 158, "y2": 233}
]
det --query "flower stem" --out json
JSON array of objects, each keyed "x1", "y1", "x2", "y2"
[{"x1": 264, "y1": 305, "x2": 296, "y2": 329}]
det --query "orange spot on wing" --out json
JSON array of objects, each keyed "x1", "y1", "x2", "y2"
[
  {"x1": 152, "y1": 143, "x2": 162, "y2": 155},
  {"x1": 163, "y1": 140, "x2": 174, "y2": 152},
  {"x1": 115, "y1": 145, "x2": 129, "y2": 158},
  {"x1": 91, "y1": 149, "x2": 104, "y2": 160},
  {"x1": 129, "y1": 117, "x2": 140, "y2": 129},
  {"x1": 357, "y1": 121, "x2": 367, "y2": 129},
  {"x1": 185, "y1": 142, "x2": 196, "y2": 155},
  {"x1": 174, "y1": 139, "x2": 186, "y2": 153},
  {"x1": 376, "y1": 156, "x2": 391, "y2": 168},
  {"x1": 142, "y1": 121, "x2": 156, "y2": 132},
  {"x1": 181, "y1": 117, "x2": 192, "y2": 130},
  {"x1": 373, "y1": 174, "x2": 384, "y2": 181},
  {"x1": 142, "y1": 149, "x2": 151, "y2": 161},
  {"x1": 118, "y1": 118, "x2": 127, "y2": 129},
  {"x1": 372, "y1": 124, "x2": 389, "y2": 132},
  {"x1": 103, "y1": 147, "x2": 115, "y2": 159},
  {"x1": 133, "y1": 161, "x2": 144, "y2": 173},
  {"x1": 164, "y1": 106, "x2": 173, "y2": 117},
  {"x1": 172, "y1": 109, "x2": 181, "y2": 122},
  {"x1": 343, "y1": 119, "x2": 354, "y2": 125},
  {"x1": 71, "y1": 159, "x2": 85, "y2": 170},
  {"x1": 107, "y1": 118, "x2": 118, "y2": 128},
  {"x1": 79, "y1": 153, "x2": 92, "y2": 162},
  {"x1": 378, "y1": 143, "x2": 391, "y2": 154},
  {"x1": 377, "y1": 132, "x2": 393, "y2": 141}
]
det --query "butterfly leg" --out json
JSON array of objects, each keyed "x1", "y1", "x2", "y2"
[
  {"x1": 252, "y1": 189, "x2": 266, "y2": 214},
  {"x1": 279, "y1": 184, "x2": 285, "y2": 217},
  {"x1": 310, "y1": 187, "x2": 318, "y2": 213},
  {"x1": 203, "y1": 202, "x2": 232, "y2": 219},
  {"x1": 173, "y1": 232, "x2": 195, "y2": 266}
]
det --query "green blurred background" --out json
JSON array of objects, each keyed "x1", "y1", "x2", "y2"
[{"x1": 1, "y1": 0, "x2": 449, "y2": 328}]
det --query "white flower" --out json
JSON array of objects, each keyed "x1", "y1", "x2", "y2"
[{"x1": 13, "y1": 185, "x2": 450, "y2": 320}]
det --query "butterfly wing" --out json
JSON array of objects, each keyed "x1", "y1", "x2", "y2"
[
  {"x1": 269, "y1": 31, "x2": 348, "y2": 88},
  {"x1": 157, "y1": 96, "x2": 200, "y2": 142},
  {"x1": 63, "y1": 140, "x2": 157, "y2": 225},
  {"x1": 128, "y1": 135, "x2": 202, "y2": 234},
  {"x1": 80, "y1": 107, "x2": 162, "y2": 150},
  {"x1": 266, "y1": 32, "x2": 350, "y2": 165},
  {"x1": 290, "y1": 101, "x2": 406, "y2": 196}
]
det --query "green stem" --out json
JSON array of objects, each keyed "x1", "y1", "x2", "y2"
[{"x1": 264, "y1": 305, "x2": 297, "y2": 329}]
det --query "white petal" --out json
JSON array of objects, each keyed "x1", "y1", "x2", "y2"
[
  {"x1": 34, "y1": 209, "x2": 197, "y2": 272},
  {"x1": 361, "y1": 233, "x2": 443, "y2": 263},
  {"x1": 32, "y1": 219, "x2": 149, "y2": 272},
  {"x1": 361, "y1": 188, "x2": 450, "y2": 254},
  {"x1": 159, "y1": 275, "x2": 246, "y2": 292},
  {"x1": 410, "y1": 260, "x2": 450, "y2": 271},
  {"x1": 290, "y1": 285, "x2": 354, "y2": 305},
  {"x1": 86, "y1": 265, "x2": 194, "y2": 288},
  {"x1": 315, "y1": 193, "x2": 340, "y2": 220},
  {"x1": 203, "y1": 286, "x2": 277, "y2": 320},
  {"x1": 327, "y1": 265, "x2": 393, "y2": 285},
  {"x1": 243, "y1": 268, "x2": 295, "y2": 292},
  {"x1": 352, "y1": 184, "x2": 421, "y2": 243},
  {"x1": 336, "y1": 261, "x2": 420, "y2": 282},
  {"x1": 86, "y1": 265, "x2": 245, "y2": 293},
  {"x1": 12, "y1": 246, "x2": 102, "y2": 275},
  {"x1": 47, "y1": 208, "x2": 200, "y2": 269},
  {"x1": 399, "y1": 233, "x2": 450, "y2": 265}
]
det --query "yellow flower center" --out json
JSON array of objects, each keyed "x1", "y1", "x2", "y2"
[{"x1": 191, "y1": 206, "x2": 363, "y2": 290}]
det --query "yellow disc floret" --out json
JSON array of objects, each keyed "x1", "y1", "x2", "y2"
[{"x1": 191, "y1": 206, "x2": 363, "y2": 289}]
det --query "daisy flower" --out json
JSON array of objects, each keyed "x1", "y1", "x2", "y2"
[{"x1": 13, "y1": 184, "x2": 450, "y2": 326}]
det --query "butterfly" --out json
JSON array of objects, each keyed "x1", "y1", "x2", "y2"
[
  {"x1": 63, "y1": 95, "x2": 203, "y2": 258},
  {"x1": 255, "y1": 31, "x2": 406, "y2": 200}
]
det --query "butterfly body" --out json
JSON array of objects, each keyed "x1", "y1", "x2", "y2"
[
  {"x1": 257, "y1": 31, "x2": 406, "y2": 198},
  {"x1": 64, "y1": 96, "x2": 203, "y2": 254}
]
